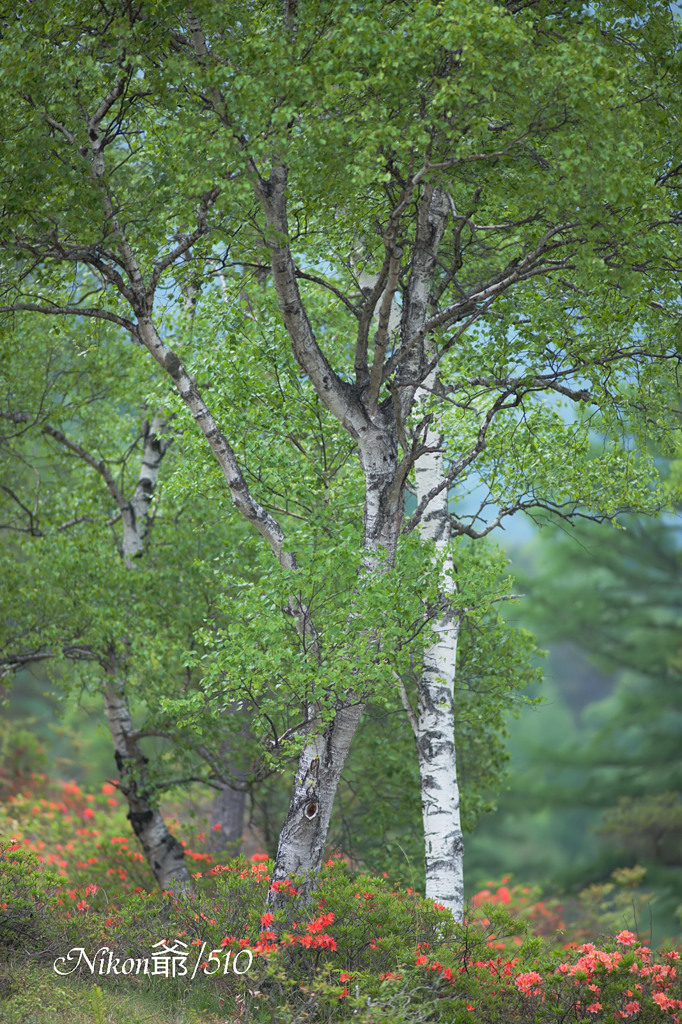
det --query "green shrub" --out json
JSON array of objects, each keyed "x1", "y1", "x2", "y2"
[
  {"x1": 2, "y1": 776, "x2": 680, "y2": 1022},
  {"x1": 0, "y1": 841, "x2": 62, "y2": 951}
]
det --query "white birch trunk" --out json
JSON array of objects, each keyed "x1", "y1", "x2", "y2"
[
  {"x1": 359, "y1": 187, "x2": 463, "y2": 919},
  {"x1": 110, "y1": 416, "x2": 191, "y2": 892},
  {"x1": 35, "y1": 410, "x2": 190, "y2": 891},
  {"x1": 120, "y1": 413, "x2": 168, "y2": 565},
  {"x1": 414, "y1": 399, "x2": 464, "y2": 922},
  {"x1": 268, "y1": 428, "x2": 402, "y2": 906}
]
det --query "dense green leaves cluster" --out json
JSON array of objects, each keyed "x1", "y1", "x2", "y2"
[{"x1": 1, "y1": 0, "x2": 681, "y2": 895}]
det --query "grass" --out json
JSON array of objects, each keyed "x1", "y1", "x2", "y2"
[{"x1": 0, "y1": 959, "x2": 238, "y2": 1024}]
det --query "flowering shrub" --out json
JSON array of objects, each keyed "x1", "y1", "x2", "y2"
[
  {"x1": 1, "y1": 775, "x2": 680, "y2": 1022},
  {"x1": 0, "y1": 773, "x2": 156, "y2": 902},
  {"x1": 468, "y1": 874, "x2": 566, "y2": 951}
]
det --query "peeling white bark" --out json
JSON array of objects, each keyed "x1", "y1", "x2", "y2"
[
  {"x1": 121, "y1": 414, "x2": 168, "y2": 565},
  {"x1": 414, "y1": 403, "x2": 464, "y2": 922},
  {"x1": 410, "y1": 188, "x2": 465, "y2": 923},
  {"x1": 361, "y1": 188, "x2": 463, "y2": 919}
]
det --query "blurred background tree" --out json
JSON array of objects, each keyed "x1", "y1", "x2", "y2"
[{"x1": 466, "y1": 508, "x2": 682, "y2": 941}]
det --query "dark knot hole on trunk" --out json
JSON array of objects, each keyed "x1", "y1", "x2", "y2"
[{"x1": 304, "y1": 802, "x2": 318, "y2": 819}]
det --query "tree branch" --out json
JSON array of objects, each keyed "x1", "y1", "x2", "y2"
[
  {"x1": 147, "y1": 186, "x2": 221, "y2": 296},
  {"x1": 0, "y1": 644, "x2": 98, "y2": 675},
  {"x1": 383, "y1": 222, "x2": 578, "y2": 384},
  {"x1": 42, "y1": 424, "x2": 127, "y2": 510},
  {"x1": 294, "y1": 268, "x2": 360, "y2": 319},
  {"x1": 393, "y1": 671, "x2": 418, "y2": 740},
  {"x1": 405, "y1": 389, "x2": 517, "y2": 533},
  {"x1": 0, "y1": 302, "x2": 138, "y2": 334},
  {"x1": 366, "y1": 245, "x2": 403, "y2": 413},
  {"x1": 253, "y1": 164, "x2": 367, "y2": 434}
]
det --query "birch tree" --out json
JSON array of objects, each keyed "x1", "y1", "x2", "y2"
[
  {"x1": 1, "y1": 0, "x2": 680, "y2": 921},
  {"x1": 0, "y1": 323, "x2": 265, "y2": 889}
]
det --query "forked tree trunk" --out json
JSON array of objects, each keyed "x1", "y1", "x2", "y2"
[
  {"x1": 357, "y1": 185, "x2": 462, "y2": 917},
  {"x1": 267, "y1": 433, "x2": 402, "y2": 908}
]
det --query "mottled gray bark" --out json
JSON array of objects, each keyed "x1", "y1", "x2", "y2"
[
  {"x1": 120, "y1": 414, "x2": 168, "y2": 565},
  {"x1": 209, "y1": 784, "x2": 246, "y2": 856},
  {"x1": 209, "y1": 703, "x2": 250, "y2": 856},
  {"x1": 111, "y1": 417, "x2": 191, "y2": 891},
  {"x1": 266, "y1": 701, "x2": 365, "y2": 907},
  {"x1": 103, "y1": 669, "x2": 191, "y2": 891},
  {"x1": 41, "y1": 411, "x2": 191, "y2": 891}
]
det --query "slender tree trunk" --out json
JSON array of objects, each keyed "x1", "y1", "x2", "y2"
[
  {"x1": 105, "y1": 416, "x2": 191, "y2": 892},
  {"x1": 267, "y1": 427, "x2": 403, "y2": 906},
  {"x1": 103, "y1": 669, "x2": 191, "y2": 892},
  {"x1": 209, "y1": 784, "x2": 246, "y2": 855},
  {"x1": 414, "y1": 390, "x2": 464, "y2": 922},
  {"x1": 209, "y1": 702, "x2": 250, "y2": 856},
  {"x1": 359, "y1": 185, "x2": 463, "y2": 917},
  {"x1": 120, "y1": 413, "x2": 167, "y2": 565}
]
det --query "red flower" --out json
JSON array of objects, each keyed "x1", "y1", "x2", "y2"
[
  {"x1": 653, "y1": 992, "x2": 676, "y2": 1011},
  {"x1": 514, "y1": 971, "x2": 543, "y2": 996}
]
